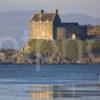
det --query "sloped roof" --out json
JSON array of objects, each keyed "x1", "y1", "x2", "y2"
[
  {"x1": 62, "y1": 23, "x2": 79, "y2": 27},
  {"x1": 31, "y1": 13, "x2": 56, "y2": 22}
]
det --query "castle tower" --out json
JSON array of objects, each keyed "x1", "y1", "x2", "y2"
[{"x1": 29, "y1": 10, "x2": 62, "y2": 40}]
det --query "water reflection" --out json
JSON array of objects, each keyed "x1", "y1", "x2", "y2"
[
  {"x1": 30, "y1": 84, "x2": 100, "y2": 100},
  {"x1": 30, "y1": 85, "x2": 53, "y2": 100},
  {"x1": 0, "y1": 84, "x2": 100, "y2": 100}
]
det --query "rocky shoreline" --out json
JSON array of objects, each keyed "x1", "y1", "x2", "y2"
[
  {"x1": 0, "y1": 49, "x2": 99, "y2": 64},
  {"x1": 0, "y1": 40, "x2": 100, "y2": 64}
]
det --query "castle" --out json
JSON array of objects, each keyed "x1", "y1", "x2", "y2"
[
  {"x1": 29, "y1": 10, "x2": 87, "y2": 40},
  {"x1": 29, "y1": 10, "x2": 62, "y2": 40}
]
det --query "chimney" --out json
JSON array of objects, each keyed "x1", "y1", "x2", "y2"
[
  {"x1": 56, "y1": 9, "x2": 58, "y2": 15},
  {"x1": 41, "y1": 10, "x2": 44, "y2": 14}
]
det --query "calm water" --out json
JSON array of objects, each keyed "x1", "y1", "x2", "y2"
[{"x1": 0, "y1": 64, "x2": 100, "y2": 100}]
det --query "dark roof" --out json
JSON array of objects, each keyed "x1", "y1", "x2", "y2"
[
  {"x1": 31, "y1": 13, "x2": 56, "y2": 22},
  {"x1": 62, "y1": 23, "x2": 79, "y2": 27}
]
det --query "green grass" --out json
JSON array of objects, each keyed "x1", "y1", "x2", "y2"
[
  {"x1": 28, "y1": 39, "x2": 62, "y2": 54},
  {"x1": 91, "y1": 40, "x2": 100, "y2": 55},
  {"x1": 27, "y1": 39, "x2": 100, "y2": 61}
]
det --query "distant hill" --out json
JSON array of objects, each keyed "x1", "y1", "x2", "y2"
[
  {"x1": 60, "y1": 13, "x2": 100, "y2": 25},
  {"x1": 0, "y1": 11, "x2": 100, "y2": 49},
  {"x1": 0, "y1": 11, "x2": 32, "y2": 49},
  {"x1": 0, "y1": 11, "x2": 32, "y2": 37}
]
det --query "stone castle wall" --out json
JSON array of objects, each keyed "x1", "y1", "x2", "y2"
[
  {"x1": 57, "y1": 27, "x2": 66, "y2": 39},
  {"x1": 29, "y1": 21, "x2": 53, "y2": 40}
]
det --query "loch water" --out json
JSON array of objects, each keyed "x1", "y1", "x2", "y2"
[{"x1": 0, "y1": 64, "x2": 100, "y2": 100}]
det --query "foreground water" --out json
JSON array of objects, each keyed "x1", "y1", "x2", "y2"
[{"x1": 0, "y1": 64, "x2": 100, "y2": 100}]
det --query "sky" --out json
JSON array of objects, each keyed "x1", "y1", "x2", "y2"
[{"x1": 0, "y1": 0, "x2": 100, "y2": 17}]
